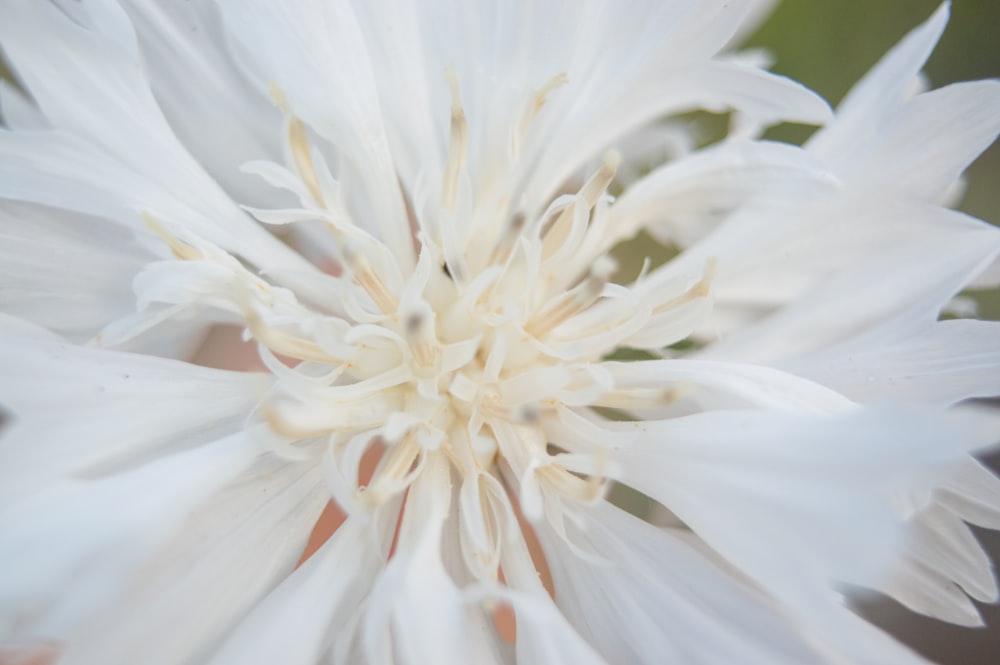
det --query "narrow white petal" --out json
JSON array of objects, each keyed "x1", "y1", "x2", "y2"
[
  {"x1": 0, "y1": 427, "x2": 271, "y2": 641},
  {"x1": 906, "y1": 506, "x2": 996, "y2": 603},
  {"x1": 0, "y1": 1, "x2": 316, "y2": 277},
  {"x1": 58, "y1": 458, "x2": 327, "y2": 665},
  {"x1": 808, "y1": 2, "x2": 949, "y2": 163},
  {"x1": 0, "y1": 315, "x2": 268, "y2": 504},
  {"x1": 499, "y1": 592, "x2": 608, "y2": 665},
  {"x1": 347, "y1": 455, "x2": 503, "y2": 665},
  {"x1": 119, "y1": 0, "x2": 285, "y2": 208},
  {"x1": 599, "y1": 358, "x2": 854, "y2": 414},
  {"x1": 0, "y1": 202, "x2": 149, "y2": 342},
  {"x1": 836, "y1": 81, "x2": 1000, "y2": 203},
  {"x1": 614, "y1": 407, "x2": 1000, "y2": 623},
  {"x1": 0, "y1": 79, "x2": 47, "y2": 130},
  {"x1": 537, "y1": 502, "x2": 835, "y2": 664},
  {"x1": 214, "y1": 0, "x2": 415, "y2": 272},
  {"x1": 206, "y1": 519, "x2": 380, "y2": 665},
  {"x1": 607, "y1": 140, "x2": 838, "y2": 252},
  {"x1": 529, "y1": 63, "x2": 831, "y2": 210},
  {"x1": 784, "y1": 319, "x2": 1000, "y2": 405},
  {"x1": 700, "y1": 203, "x2": 1000, "y2": 362},
  {"x1": 939, "y1": 458, "x2": 1000, "y2": 531}
]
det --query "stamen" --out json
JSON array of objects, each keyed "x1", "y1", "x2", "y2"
[
  {"x1": 269, "y1": 82, "x2": 326, "y2": 207},
  {"x1": 243, "y1": 309, "x2": 343, "y2": 364},
  {"x1": 513, "y1": 72, "x2": 569, "y2": 156},
  {"x1": 403, "y1": 306, "x2": 439, "y2": 368},
  {"x1": 537, "y1": 464, "x2": 609, "y2": 504},
  {"x1": 362, "y1": 437, "x2": 422, "y2": 506},
  {"x1": 526, "y1": 255, "x2": 617, "y2": 337},
  {"x1": 530, "y1": 73, "x2": 569, "y2": 119},
  {"x1": 342, "y1": 242, "x2": 399, "y2": 314},
  {"x1": 142, "y1": 213, "x2": 201, "y2": 261},
  {"x1": 540, "y1": 151, "x2": 620, "y2": 255},
  {"x1": 594, "y1": 386, "x2": 686, "y2": 410},
  {"x1": 653, "y1": 258, "x2": 717, "y2": 313},
  {"x1": 487, "y1": 211, "x2": 526, "y2": 267},
  {"x1": 441, "y1": 67, "x2": 468, "y2": 212},
  {"x1": 262, "y1": 403, "x2": 332, "y2": 439}
]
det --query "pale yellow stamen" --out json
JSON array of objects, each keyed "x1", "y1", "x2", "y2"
[
  {"x1": 343, "y1": 243, "x2": 398, "y2": 314},
  {"x1": 653, "y1": 258, "x2": 717, "y2": 314},
  {"x1": 526, "y1": 255, "x2": 616, "y2": 337},
  {"x1": 362, "y1": 437, "x2": 422, "y2": 505},
  {"x1": 404, "y1": 309, "x2": 439, "y2": 368},
  {"x1": 262, "y1": 403, "x2": 332, "y2": 439},
  {"x1": 595, "y1": 386, "x2": 687, "y2": 410},
  {"x1": 486, "y1": 211, "x2": 526, "y2": 267},
  {"x1": 244, "y1": 309, "x2": 342, "y2": 364},
  {"x1": 269, "y1": 82, "x2": 326, "y2": 207},
  {"x1": 541, "y1": 151, "x2": 620, "y2": 256},
  {"x1": 514, "y1": 72, "x2": 569, "y2": 156},
  {"x1": 441, "y1": 67, "x2": 468, "y2": 212},
  {"x1": 537, "y1": 463, "x2": 608, "y2": 505},
  {"x1": 531, "y1": 73, "x2": 569, "y2": 118},
  {"x1": 142, "y1": 213, "x2": 201, "y2": 261}
]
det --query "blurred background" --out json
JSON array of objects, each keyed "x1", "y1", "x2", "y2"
[{"x1": 747, "y1": 2, "x2": 1000, "y2": 663}]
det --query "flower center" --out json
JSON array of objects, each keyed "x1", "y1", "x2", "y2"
[{"x1": 133, "y1": 72, "x2": 716, "y2": 584}]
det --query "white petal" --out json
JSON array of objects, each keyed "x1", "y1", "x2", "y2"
[
  {"x1": 119, "y1": 0, "x2": 286, "y2": 208},
  {"x1": 807, "y1": 2, "x2": 948, "y2": 164},
  {"x1": 58, "y1": 458, "x2": 327, "y2": 665},
  {"x1": 699, "y1": 202, "x2": 1000, "y2": 363},
  {"x1": 0, "y1": 426, "x2": 270, "y2": 641},
  {"x1": 784, "y1": 319, "x2": 1000, "y2": 405},
  {"x1": 614, "y1": 407, "x2": 1000, "y2": 625},
  {"x1": 819, "y1": 81, "x2": 1000, "y2": 205},
  {"x1": 496, "y1": 591, "x2": 607, "y2": 665},
  {"x1": 0, "y1": 202, "x2": 149, "y2": 342},
  {"x1": 0, "y1": 315, "x2": 269, "y2": 504},
  {"x1": 537, "y1": 501, "x2": 834, "y2": 664},
  {"x1": 607, "y1": 140, "x2": 838, "y2": 251},
  {"x1": 205, "y1": 519, "x2": 380, "y2": 665},
  {"x1": 346, "y1": 454, "x2": 503, "y2": 665},
  {"x1": 906, "y1": 506, "x2": 996, "y2": 603},
  {"x1": 0, "y1": 79, "x2": 47, "y2": 130},
  {"x1": 598, "y1": 358, "x2": 854, "y2": 414},
  {"x1": 0, "y1": 2, "x2": 314, "y2": 276},
  {"x1": 874, "y1": 557, "x2": 984, "y2": 627},
  {"x1": 529, "y1": 63, "x2": 831, "y2": 212},
  {"x1": 939, "y1": 458, "x2": 1000, "y2": 531},
  {"x1": 214, "y1": 0, "x2": 415, "y2": 272}
]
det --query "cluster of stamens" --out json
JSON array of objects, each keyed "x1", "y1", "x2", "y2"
[{"x1": 131, "y1": 71, "x2": 717, "y2": 585}]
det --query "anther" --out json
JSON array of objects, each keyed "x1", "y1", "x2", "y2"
[
  {"x1": 403, "y1": 305, "x2": 439, "y2": 368},
  {"x1": 514, "y1": 72, "x2": 569, "y2": 155},
  {"x1": 362, "y1": 437, "x2": 422, "y2": 506},
  {"x1": 653, "y1": 258, "x2": 717, "y2": 313},
  {"x1": 142, "y1": 213, "x2": 201, "y2": 261},
  {"x1": 441, "y1": 67, "x2": 468, "y2": 212},
  {"x1": 342, "y1": 242, "x2": 399, "y2": 314},
  {"x1": 269, "y1": 82, "x2": 326, "y2": 207},
  {"x1": 531, "y1": 73, "x2": 569, "y2": 118},
  {"x1": 487, "y1": 211, "x2": 526, "y2": 266},
  {"x1": 243, "y1": 309, "x2": 342, "y2": 364},
  {"x1": 526, "y1": 255, "x2": 617, "y2": 337},
  {"x1": 540, "y1": 151, "x2": 620, "y2": 250},
  {"x1": 538, "y1": 460, "x2": 610, "y2": 505}
]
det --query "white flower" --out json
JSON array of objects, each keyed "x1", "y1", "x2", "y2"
[{"x1": 1, "y1": 1, "x2": 999, "y2": 664}]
